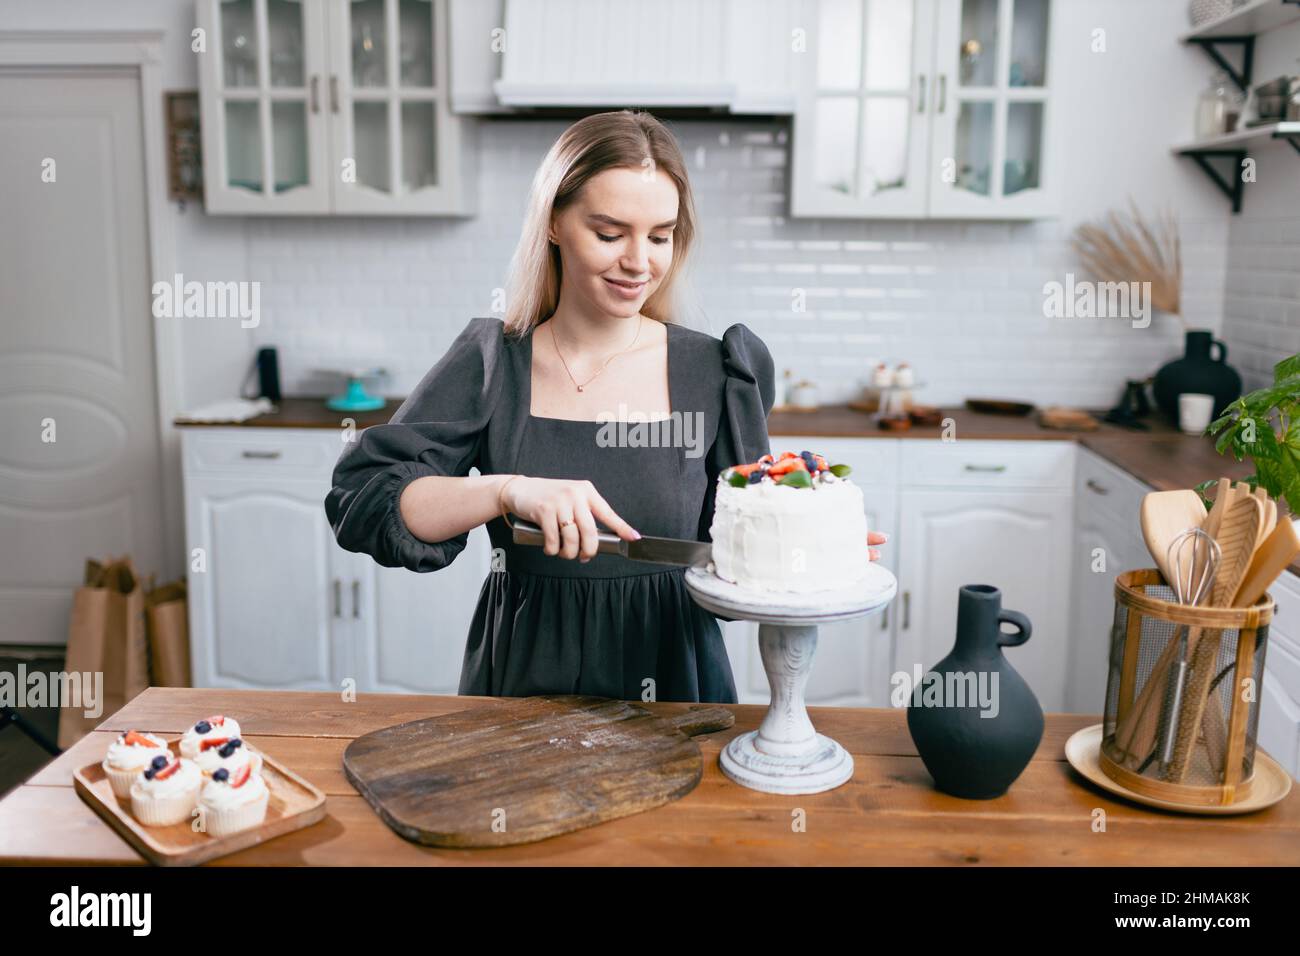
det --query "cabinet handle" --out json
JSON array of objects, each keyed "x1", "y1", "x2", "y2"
[
  {"x1": 352, "y1": 580, "x2": 360, "y2": 619},
  {"x1": 241, "y1": 449, "x2": 282, "y2": 460},
  {"x1": 1086, "y1": 478, "x2": 1110, "y2": 495},
  {"x1": 936, "y1": 73, "x2": 947, "y2": 113},
  {"x1": 903, "y1": 591, "x2": 911, "y2": 630},
  {"x1": 881, "y1": 605, "x2": 889, "y2": 630},
  {"x1": 310, "y1": 74, "x2": 320, "y2": 113},
  {"x1": 332, "y1": 579, "x2": 342, "y2": 618},
  {"x1": 329, "y1": 74, "x2": 340, "y2": 113},
  {"x1": 916, "y1": 74, "x2": 927, "y2": 113},
  {"x1": 964, "y1": 463, "x2": 1007, "y2": 473}
]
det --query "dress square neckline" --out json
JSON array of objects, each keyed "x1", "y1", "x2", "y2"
[{"x1": 525, "y1": 318, "x2": 676, "y2": 424}]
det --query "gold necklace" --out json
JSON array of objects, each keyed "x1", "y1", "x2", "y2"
[{"x1": 549, "y1": 315, "x2": 643, "y2": 392}]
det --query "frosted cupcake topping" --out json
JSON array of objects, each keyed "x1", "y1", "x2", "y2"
[
  {"x1": 200, "y1": 764, "x2": 268, "y2": 810},
  {"x1": 131, "y1": 755, "x2": 201, "y2": 798},
  {"x1": 194, "y1": 737, "x2": 255, "y2": 775},
  {"x1": 180, "y1": 715, "x2": 241, "y2": 754},
  {"x1": 104, "y1": 730, "x2": 169, "y2": 770}
]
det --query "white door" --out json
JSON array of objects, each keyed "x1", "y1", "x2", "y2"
[
  {"x1": 897, "y1": 489, "x2": 1072, "y2": 711},
  {"x1": 0, "y1": 69, "x2": 166, "y2": 645}
]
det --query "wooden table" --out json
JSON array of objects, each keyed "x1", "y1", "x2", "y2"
[{"x1": 3, "y1": 687, "x2": 1298, "y2": 865}]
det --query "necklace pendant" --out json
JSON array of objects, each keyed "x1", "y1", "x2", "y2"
[{"x1": 577, "y1": 384, "x2": 584, "y2": 392}]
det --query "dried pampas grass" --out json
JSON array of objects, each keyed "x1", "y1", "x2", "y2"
[{"x1": 1070, "y1": 202, "x2": 1184, "y2": 328}]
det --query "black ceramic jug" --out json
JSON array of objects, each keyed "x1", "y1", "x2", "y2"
[
  {"x1": 1152, "y1": 330, "x2": 1242, "y2": 423},
  {"x1": 906, "y1": 585, "x2": 1044, "y2": 799}
]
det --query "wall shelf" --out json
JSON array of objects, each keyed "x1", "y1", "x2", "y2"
[{"x1": 1172, "y1": 122, "x2": 1300, "y2": 212}]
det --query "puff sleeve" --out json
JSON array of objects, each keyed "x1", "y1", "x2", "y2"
[
  {"x1": 324, "y1": 316, "x2": 505, "y2": 572},
  {"x1": 697, "y1": 323, "x2": 776, "y2": 542}
]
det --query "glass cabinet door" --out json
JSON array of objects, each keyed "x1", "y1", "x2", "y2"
[
  {"x1": 202, "y1": 0, "x2": 331, "y2": 212},
  {"x1": 329, "y1": 0, "x2": 453, "y2": 212},
  {"x1": 792, "y1": 0, "x2": 936, "y2": 217},
  {"x1": 930, "y1": 0, "x2": 1054, "y2": 216}
]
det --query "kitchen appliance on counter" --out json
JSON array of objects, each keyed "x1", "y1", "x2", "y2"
[{"x1": 319, "y1": 366, "x2": 388, "y2": 413}]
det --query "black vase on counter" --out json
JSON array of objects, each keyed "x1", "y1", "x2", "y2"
[
  {"x1": 906, "y1": 585, "x2": 1044, "y2": 800},
  {"x1": 1152, "y1": 330, "x2": 1242, "y2": 423}
]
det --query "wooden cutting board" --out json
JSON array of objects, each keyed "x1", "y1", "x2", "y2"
[{"x1": 342, "y1": 695, "x2": 734, "y2": 847}]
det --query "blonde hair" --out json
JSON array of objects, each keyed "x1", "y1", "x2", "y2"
[{"x1": 503, "y1": 110, "x2": 698, "y2": 338}]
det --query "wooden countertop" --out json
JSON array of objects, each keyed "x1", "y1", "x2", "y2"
[{"x1": 3, "y1": 688, "x2": 1297, "y2": 866}]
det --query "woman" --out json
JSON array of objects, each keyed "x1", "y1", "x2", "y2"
[{"x1": 325, "y1": 110, "x2": 885, "y2": 704}]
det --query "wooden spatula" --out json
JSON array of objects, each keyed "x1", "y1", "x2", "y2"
[
  {"x1": 1232, "y1": 515, "x2": 1298, "y2": 610},
  {"x1": 1141, "y1": 489, "x2": 1210, "y2": 587},
  {"x1": 1167, "y1": 492, "x2": 1262, "y2": 782}
]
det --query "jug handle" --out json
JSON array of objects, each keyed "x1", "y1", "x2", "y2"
[
  {"x1": 1211, "y1": 338, "x2": 1228, "y2": 363},
  {"x1": 997, "y1": 609, "x2": 1032, "y2": 647}
]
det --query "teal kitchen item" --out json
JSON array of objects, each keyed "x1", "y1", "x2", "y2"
[{"x1": 327, "y1": 374, "x2": 386, "y2": 412}]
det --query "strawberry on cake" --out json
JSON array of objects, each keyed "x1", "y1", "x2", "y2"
[
  {"x1": 708, "y1": 450, "x2": 871, "y2": 594},
  {"x1": 193, "y1": 736, "x2": 264, "y2": 779}
]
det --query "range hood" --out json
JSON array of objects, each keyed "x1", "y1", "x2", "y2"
[{"x1": 491, "y1": 0, "x2": 797, "y2": 113}]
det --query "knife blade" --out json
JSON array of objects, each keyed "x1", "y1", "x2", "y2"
[{"x1": 510, "y1": 518, "x2": 711, "y2": 568}]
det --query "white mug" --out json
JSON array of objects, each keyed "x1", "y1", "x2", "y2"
[{"x1": 1178, "y1": 393, "x2": 1215, "y2": 435}]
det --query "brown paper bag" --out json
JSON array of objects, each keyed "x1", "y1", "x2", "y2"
[
  {"x1": 145, "y1": 579, "x2": 191, "y2": 687},
  {"x1": 57, "y1": 557, "x2": 151, "y2": 749}
]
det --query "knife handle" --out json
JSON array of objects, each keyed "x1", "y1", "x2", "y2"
[{"x1": 510, "y1": 517, "x2": 626, "y2": 555}]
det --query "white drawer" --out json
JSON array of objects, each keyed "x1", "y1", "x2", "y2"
[
  {"x1": 182, "y1": 428, "x2": 344, "y2": 478},
  {"x1": 1075, "y1": 446, "x2": 1153, "y2": 529},
  {"x1": 770, "y1": 436, "x2": 899, "y2": 486},
  {"x1": 901, "y1": 439, "x2": 1074, "y2": 490}
]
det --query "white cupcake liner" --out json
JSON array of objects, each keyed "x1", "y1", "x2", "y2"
[
  {"x1": 131, "y1": 779, "x2": 201, "y2": 827},
  {"x1": 104, "y1": 760, "x2": 159, "y2": 799},
  {"x1": 201, "y1": 787, "x2": 269, "y2": 837}
]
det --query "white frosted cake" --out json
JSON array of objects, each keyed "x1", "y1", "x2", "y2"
[{"x1": 708, "y1": 451, "x2": 871, "y2": 593}]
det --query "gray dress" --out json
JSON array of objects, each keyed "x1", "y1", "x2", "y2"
[{"x1": 324, "y1": 316, "x2": 775, "y2": 703}]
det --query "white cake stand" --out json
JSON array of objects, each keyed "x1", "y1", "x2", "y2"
[{"x1": 684, "y1": 564, "x2": 897, "y2": 795}]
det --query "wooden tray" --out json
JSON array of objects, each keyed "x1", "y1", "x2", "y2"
[{"x1": 73, "y1": 741, "x2": 326, "y2": 866}]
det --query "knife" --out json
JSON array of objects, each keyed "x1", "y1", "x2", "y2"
[{"x1": 510, "y1": 517, "x2": 711, "y2": 568}]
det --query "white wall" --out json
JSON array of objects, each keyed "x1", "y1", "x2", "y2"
[
  {"x1": 1219, "y1": 18, "x2": 1300, "y2": 392},
  {"x1": 2, "y1": 0, "x2": 1271, "y2": 411}
]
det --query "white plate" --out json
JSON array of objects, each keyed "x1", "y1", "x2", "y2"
[{"x1": 684, "y1": 564, "x2": 897, "y2": 625}]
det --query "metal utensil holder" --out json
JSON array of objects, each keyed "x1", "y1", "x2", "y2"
[{"x1": 1100, "y1": 569, "x2": 1275, "y2": 808}]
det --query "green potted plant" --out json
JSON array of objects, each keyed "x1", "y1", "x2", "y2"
[{"x1": 1196, "y1": 352, "x2": 1300, "y2": 514}]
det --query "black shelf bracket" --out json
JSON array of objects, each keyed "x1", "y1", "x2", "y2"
[
  {"x1": 1186, "y1": 35, "x2": 1255, "y2": 92},
  {"x1": 1277, "y1": 130, "x2": 1300, "y2": 156},
  {"x1": 1183, "y1": 149, "x2": 1248, "y2": 213}
]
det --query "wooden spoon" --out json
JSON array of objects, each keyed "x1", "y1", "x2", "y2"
[{"x1": 1140, "y1": 489, "x2": 1210, "y2": 588}]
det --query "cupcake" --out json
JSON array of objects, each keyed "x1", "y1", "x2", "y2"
[
  {"x1": 129, "y1": 753, "x2": 202, "y2": 827},
  {"x1": 101, "y1": 730, "x2": 170, "y2": 798},
  {"x1": 193, "y1": 736, "x2": 263, "y2": 779},
  {"x1": 197, "y1": 763, "x2": 269, "y2": 837},
  {"x1": 179, "y1": 715, "x2": 241, "y2": 759}
]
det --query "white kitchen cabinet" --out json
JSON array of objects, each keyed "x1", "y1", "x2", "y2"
[
  {"x1": 197, "y1": 0, "x2": 476, "y2": 215},
  {"x1": 1258, "y1": 571, "x2": 1300, "y2": 779},
  {"x1": 181, "y1": 428, "x2": 490, "y2": 691},
  {"x1": 791, "y1": 0, "x2": 1059, "y2": 219},
  {"x1": 1067, "y1": 448, "x2": 1153, "y2": 713},
  {"x1": 897, "y1": 487, "x2": 1072, "y2": 711}
]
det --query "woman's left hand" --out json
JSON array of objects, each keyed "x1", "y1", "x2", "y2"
[{"x1": 867, "y1": 531, "x2": 888, "y2": 562}]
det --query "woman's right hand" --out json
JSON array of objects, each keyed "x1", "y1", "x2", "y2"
[{"x1": 502, "y1": 477, "x2": 640, "y2": 562}]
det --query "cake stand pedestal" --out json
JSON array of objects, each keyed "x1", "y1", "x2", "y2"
[{"x1": 684, "y1": 565, "x2": 897, "y2": 795}]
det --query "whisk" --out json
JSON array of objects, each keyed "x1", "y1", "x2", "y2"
[{"x1": 1153, "y1": 527, "x2": 1220, "y2": 774}]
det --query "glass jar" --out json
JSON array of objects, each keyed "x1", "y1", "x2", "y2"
[{"x1": 1196, "y1": 71, "x2": 1235, "y2": 139}]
